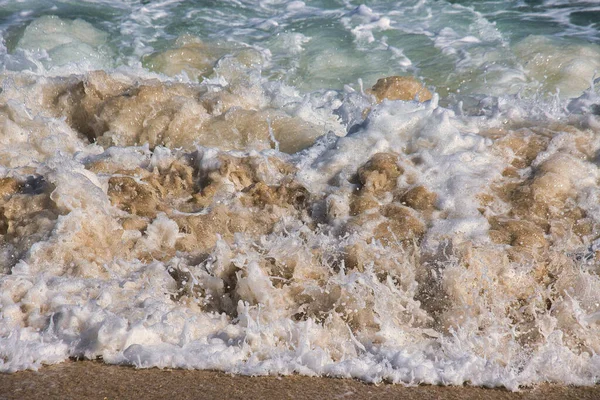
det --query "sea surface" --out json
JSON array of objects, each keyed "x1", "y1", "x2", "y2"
[{"x1": 2, "y1": 0, "x2": 600, "y2": 390}]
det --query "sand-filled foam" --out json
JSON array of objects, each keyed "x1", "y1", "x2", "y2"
[{"x1": 2, "y1": 65, "x2": 600, "y2": 387}]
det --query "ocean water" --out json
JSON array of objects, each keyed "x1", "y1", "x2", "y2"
[{"x1": 2, "y1": 0, "x2": 600, "y2": 389}]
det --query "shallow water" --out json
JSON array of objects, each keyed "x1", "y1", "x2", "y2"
[{"x1": 2, "y1": 0, "x2": 600, "y2": 390}]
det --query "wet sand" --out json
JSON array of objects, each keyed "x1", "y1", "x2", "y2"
[{"x1": 0, "y1": 361, "x2": 599, "y2": 400}]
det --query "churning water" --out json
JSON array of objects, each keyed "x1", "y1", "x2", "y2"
[{"x1": 2, "y1": 0, "x2": 600, "y2": 389}]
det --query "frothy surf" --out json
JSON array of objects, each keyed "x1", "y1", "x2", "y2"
[{"x1": 2, "y1": 0, "x2": 600, "y2": 390}]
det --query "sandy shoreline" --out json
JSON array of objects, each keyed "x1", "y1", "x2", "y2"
[{"x1": 0, "y1": 361, "x2": 598, "y2": 400}]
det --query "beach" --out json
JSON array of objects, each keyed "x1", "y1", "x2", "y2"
[{"x1": 1, "y1": 361, "x2": 600, "y2": 400}]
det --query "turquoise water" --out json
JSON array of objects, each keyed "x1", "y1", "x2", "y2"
[{"x1": 3, "y1": 0, "x2": 600, "y2": 93}]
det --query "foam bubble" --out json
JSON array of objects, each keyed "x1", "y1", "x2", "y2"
[{"x1": 15, "y1": 16, "x2": 114, "y2": 71}]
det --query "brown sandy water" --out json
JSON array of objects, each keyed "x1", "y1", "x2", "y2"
[{"x1": 2, "y1": 68, "x2": 600, "y2": 387}]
